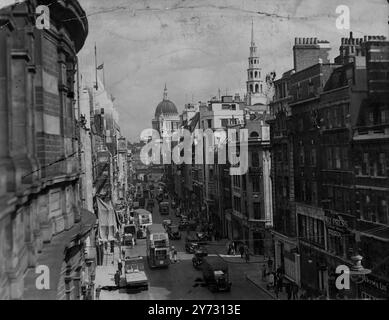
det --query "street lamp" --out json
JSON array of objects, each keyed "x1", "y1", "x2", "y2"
[{"x1": 348, "y1": 254, "x2": 371, "y2": 300}]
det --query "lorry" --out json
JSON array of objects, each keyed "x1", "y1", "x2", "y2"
[
  {"x1": 122, "y1": 223, "x2": 137, "y2": 246},
  {"x1": 201, "y1": 256, "x2": 232, "y2": 292},
  {"x1": 124, "y1": 256, "x2": 148, "y2": 291},
  {"x1": 146, "y1": 224, "x2": 170, "y2": 268},
  {"x1": 134, "y1": 209, "x2": 153, "y2": 239}
]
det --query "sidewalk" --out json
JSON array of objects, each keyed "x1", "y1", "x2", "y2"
[{"x1": 246, "y1": 272, "x2": 288, "y2": 300}]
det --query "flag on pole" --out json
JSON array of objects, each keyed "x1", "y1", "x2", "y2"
[{"x1": 97, "y1": 63, "x2": 104, "y2": 70}]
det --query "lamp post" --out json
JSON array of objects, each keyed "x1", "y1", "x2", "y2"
[{"x1": 350, "y1": 254, "x2": 371, "y2": 300}]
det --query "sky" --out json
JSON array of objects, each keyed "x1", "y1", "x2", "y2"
[{"x1": 75, "y1": 0, "x2": 389, "y2": 142}]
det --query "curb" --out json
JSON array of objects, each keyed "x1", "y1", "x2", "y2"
[{"x1": 245, "y1": 273, "x2": 277, "y2": 300}]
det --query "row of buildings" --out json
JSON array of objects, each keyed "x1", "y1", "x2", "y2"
[
  {"x1": 0, "y1": 0, "x2": 128, "y2": 299},
  {"x1": 152, "y1": 26, "x2": 389, "y2": 299},
  {"x1": 269, "y1": 33, "x2": 389, "y2": 299}
]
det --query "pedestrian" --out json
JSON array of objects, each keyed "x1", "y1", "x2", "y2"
[
  {"x1": 114, "y1": 270, "x2": 120, "y2": 287},
  {"x1": 244, "y1": 245, "x2": 250, "y2": 263},
  {"x1": 121, "y1": 249, "x2": 125, "y2": 259},
  {"x1": 118, "y1": 259, "x2": 123, "y2": 275},
  {"x1": 226, "y1": 242, "x2": 231, "y2": 255},
  {"x1": 277, "y1": 272, "x2": 284, "y2": 293},
  {"x1": 239, "y1": 245, "x2": 245, "y2": 258},
  {"x1": 95, "y1": 285, "x2": 102, "y2": 300},
  {"x1": 267, "y1": 272, "x2": 275, "y2": 290},
  {"x1": 261, "y1": 264, "x2": 267, "y2": 280},
  {"x1": 292, "y1": 283, "x2": 299, "y2": 300},
  {"x1": 172, "y1": 246, "x2": 178, "y2": 263},
  {"x1": 286, "y1": 282, "x2": 292, "y2": 300}
]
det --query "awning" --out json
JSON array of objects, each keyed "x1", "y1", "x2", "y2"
[{"x1": 358, "y1": 222, "x2": 389, "y2": 243}]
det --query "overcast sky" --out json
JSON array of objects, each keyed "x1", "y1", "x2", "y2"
[{"x1": 76, "y1": 0, "x2": 388, "y2": 142}]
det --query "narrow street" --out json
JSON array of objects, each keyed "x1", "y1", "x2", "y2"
[{"x1": 99, "y1": 195, "x2": 271, "y2": 300}]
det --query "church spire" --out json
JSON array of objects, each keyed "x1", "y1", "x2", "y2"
[
  {"x1": 251, "y1": 19, "x2": 255, "y2": 47},
  {"x1": 163, "y1": 83, "x2": 168, "y2": 100}
]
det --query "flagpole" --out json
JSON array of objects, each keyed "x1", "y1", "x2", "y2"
[
  {"x1": 103, "y1": 62, "x2": 106, "y2": 88},
  {"x1": 94, "y1": 43, "x2": 98, "y2": 91}
]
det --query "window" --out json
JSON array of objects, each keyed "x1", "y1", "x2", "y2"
[
  {"x1": 311, "y1": 148, "x2": 317, "y2": 167},
  {"x1": 298, "y1": 118, "x2": 304, "y2": 132},
  {"x1": 207, "y1": 119, "x2": 212, "y2": 128},
  {"x1": 368, "y1": 111, "x2": 374, "y2": 125},
  {"x1": 341, "y1": 147, "x2": 349, "y2": 170},
  {"x1": 312, "y1": 182, "x2": 318, "y2": 205},
  {"x1": 378, "y1": 153, "x2": 386, "y2": 176},
  {"x1": 327, "y1": 147, "x2": 333, "y2": 169},
  {"x1": 252, "y1": 178, "x2": 260, "y2": 192},
  {"x1": 362, "y1": 153, "x2": 369, "y2": 175},
  {"x1": 334, "y1": 147, "x2": 341, "y2": 169},
  {"x1": 378, "y1": 198, "x2": 388, "y2": 224},
  {"x1": 221, "y1": 119, "x2": 229, "y2": 127},
  {"x1": 299, "y1": 146, "x2": 305, "y2": 166},
  {"x1": 255, "y1": 84, "x2": 259, "y2": 93},
  {"x1": 301, "y1": 180, "x2": 306, "y2": 201},
  {"x1": 381, "y1": 109, "x2": 389, "y2": 124},
  {"x1": 252, "y1": 152, "x2": 260, "y2": 167},
  {"x1": 253, "y1": 202, "x2": 261, "y2": 220}
]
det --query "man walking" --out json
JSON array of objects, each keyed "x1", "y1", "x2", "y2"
[
  {"x1": 244, "y1": 245, "x2": 250, "y2": 263},
  {"x1": 118, "y1": 259, "x2": 123, "y2": 275},
  {"x1": 171, "y1": 246, "x2": 178, "y2": 263},
  {"x1": 239, "y1": 245, "x2": 245, "y2": 259},
  {"x1": 114, "y1": 270, "x2": 121, "y2": 288}
]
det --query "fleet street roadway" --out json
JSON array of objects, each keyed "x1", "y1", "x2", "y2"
[{"x1": 99, "y1": 196, "x2": 270, "y2": 300}]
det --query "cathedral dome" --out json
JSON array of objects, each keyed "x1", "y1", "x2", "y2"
[
  {"x1": 155, "y1": 84, "x2": 178, "y2": 118},
  {"x1": 155, "y1": 99, "x2": 178, "y2": 117}
]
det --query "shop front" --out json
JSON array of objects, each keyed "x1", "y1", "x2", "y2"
[
  {"x1": 299, "y1": 242, "x2": 329, "y2": 298},
  {"x1": 272, "y1": 232, "x2": 300, "y2": 285}
]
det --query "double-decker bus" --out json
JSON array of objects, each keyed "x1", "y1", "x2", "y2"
[
  {"x1": 146, "y1": 224, "x2": 170, "y2": 268},
  {"x1": 134, "y1": 209, "x2": 153, "y2": 238}
]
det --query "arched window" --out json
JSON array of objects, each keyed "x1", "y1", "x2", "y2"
[
  {"x1": 255, "y1": 84, "x2": 259, "y2": 93},
  {"x1": 250, "y1": 131, "x2": 259, "y2": 138},
  {"x1": 255, "y1": 71, "x2": 258, "y2": 78},
  {"x1": 250, "y1": 71, "x2": 253, "y2": 79},
  {"x1": 250, "y1": 84, "x2": 253, "y2": 93}
]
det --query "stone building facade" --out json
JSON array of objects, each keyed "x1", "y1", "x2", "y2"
[{"x1": 0, "y1": 0, "x2": 93, "y2": 300}]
